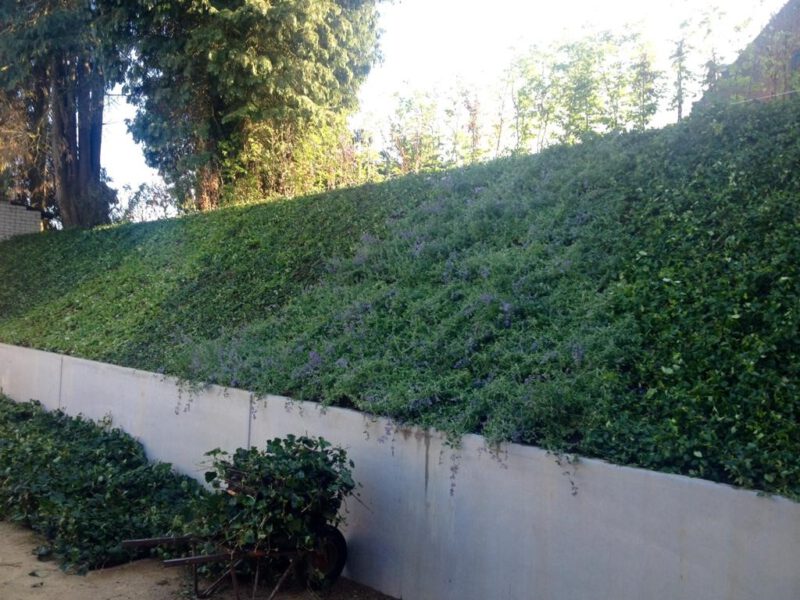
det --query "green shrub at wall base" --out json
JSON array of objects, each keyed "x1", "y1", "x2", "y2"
[
  {"x1": 189, "y1": 436, "x2": 355, "y2": 557},
  {"x1": 0, "y1": 396, "x2": 205, "y2": 573}
]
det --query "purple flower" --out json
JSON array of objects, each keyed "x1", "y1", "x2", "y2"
[
  {"x1": 308, "y1": 350, "x2": 323, "y2": 369},
  {"x1": 571, "y1": 345, "x2": 585, "y2": 366}
]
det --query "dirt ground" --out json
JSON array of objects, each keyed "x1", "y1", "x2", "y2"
[{"x1": 0, "y1": 522, "x2": 393, "y2": 600}]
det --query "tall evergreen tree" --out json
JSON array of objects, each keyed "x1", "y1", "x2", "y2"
[
  {"x1": 629, "y1": 45, "x2": 663, "y2": 131},
  {"x1": 111, "y1": 0, "x2": 380, "y2": 210},
  {"x1": 670, "y1": 21, "x2": 694, "y2": 121}
]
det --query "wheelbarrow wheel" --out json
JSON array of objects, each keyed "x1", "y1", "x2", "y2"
[{"x1": 307, "y1": 525, "x2": 347, "y2": 589}]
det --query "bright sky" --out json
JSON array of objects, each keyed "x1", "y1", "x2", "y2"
[{"x1": 101, "y1": 0, "x2": 787, "y2": 201}]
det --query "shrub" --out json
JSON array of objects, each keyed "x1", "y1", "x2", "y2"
[
  {"x1": 190, "y1": 435, "x2": 356, "y2": 555},
  {"x1": 0, "y1": 396, "x2": 205, "y2": 572}
]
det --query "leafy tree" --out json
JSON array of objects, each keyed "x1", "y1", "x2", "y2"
[
  {"x1": 111, "y1": 182, "x2": 178, "y2": 223},
  {"x1": 670, "y1": 32, "x2": 693, "y2": 121},
  {"x1": 628, "y1": 44, "x2": 664, "y2": 131},
  {"x1": 596, "y1": 31, "x2": 662, "y2": 133},
  {"x1": 597, "y1": 32, "x2": 634, "y2": 133},
  {"x1": 112, "y1": 0, "x2": 380, "y2": 210},
  {"x1": 702, "y1": 7, "x2": 800, "y2": 105},
  {"x1": 761, "y1": 29, "x2": 800, "y2": 96},
  {"x1": 502, "y1": 30, "x2": 664, "y2": 153},
  {"x1": 1, "y1": 0, "x2": 380, "y2": 223},
  {"x1": 381, "y1": 91, "x2": 443, "y2": 175},
  {"x1": 0, "y1": 89, "x2": 34, "y2": 203},
  {"x1": 491, "y1": 75, "x2": 511, "y2": 158},
  {"x1": 695, "y1": 4, "x2": 733, "y2": 94},
  {"x1": 231, "y1": 110, "x2": 381, "y2": 203},
  {"x1": 509, "y1": 47, "x2": 561, "y2": 152},
  {"x1": 461, "y1": 88, "x2": 484, "y2": 164},
  {"x1": 555, "y1": 37, "x2": 605, "y2": 144},
  {"x1": 0, "y1": 79, "x2": 53, "y2": 212},
  {"x1": 442, "y1": 84, "x2": 486, "y2": 165}
]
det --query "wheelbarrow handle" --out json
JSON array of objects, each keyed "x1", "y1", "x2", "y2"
[
  {"x1": 163, "y1": 552, "x2": 234, "y2": 567},
  {"x1": 121, "y1": 536, "x2": 195, "y2": 549}
]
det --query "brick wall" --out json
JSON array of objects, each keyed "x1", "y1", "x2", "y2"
[{"x1": 0, "y1": 202, "x2": 43, "y2": 242}]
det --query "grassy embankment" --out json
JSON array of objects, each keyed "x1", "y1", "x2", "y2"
[{"x1": 1, "y1": 99, "x2": 798, "y2": 499}]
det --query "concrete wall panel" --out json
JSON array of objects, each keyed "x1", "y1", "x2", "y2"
[
  {"x1": 0, "y1": 343, "x2": 798, "y2": 600},
  {"x1": 0, "y1": 343, "x2": 61, "y2": 410},
  {"x1": 59, "y1": 355, "x2": 251, "y2": 479}
]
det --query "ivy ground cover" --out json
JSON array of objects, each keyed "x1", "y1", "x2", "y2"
[
  {"x1": 1, "y1": 99, "x2": 798, "y2": 499},
  {"x1": 0, "y1": 396, "x2": 203, "y2": 572}
]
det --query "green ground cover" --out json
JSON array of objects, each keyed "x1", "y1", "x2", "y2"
[
  {"x1": 1, "y1": 99, "x2": 798, "y2": 499},
  {"x1": 0, "y1": 396, "x2": 203, "y2": 572}
]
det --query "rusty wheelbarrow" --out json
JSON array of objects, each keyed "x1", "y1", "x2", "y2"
[{"x1": 121, "y1": 524, "x2": 347, "y2": 600}]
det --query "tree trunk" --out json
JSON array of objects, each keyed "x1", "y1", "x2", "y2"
[
  {"x1": 25, "y1": 67, "x2": 51, "y2": 212},
  {"x1": 196, "y1": 163, "x2": 222, "y2": 211},
  {"x1": 89, "y1": 73, "x2": 104, "y2": 182},
  {"x1": 51, "y1": 54, "x2": 112, "y2": 228},
  {"x1": 51, "y1": 56, "x2": 80, "y2": 227},
  {"x1": 77, "y1": 58, "x2": 111, "y2": 226}
]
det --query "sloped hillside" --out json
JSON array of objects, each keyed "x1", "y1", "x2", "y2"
[{"x1": 1, "y1": 100, "x2": 798, "y2": 499}]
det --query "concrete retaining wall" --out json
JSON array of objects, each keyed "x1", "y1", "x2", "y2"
[
  {"x1": 1, "y1": 342, "x2": 798, "y2": 600},
  {"x1": 0, "y1": 202, "x2": 42, "y2": 241}
]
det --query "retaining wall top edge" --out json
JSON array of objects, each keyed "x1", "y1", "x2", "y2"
[
  {"x1": 0, "y1": 342, "x2": 66, "y2": 362},
  {"x1": 1, "y1": 342, "x2": 798, "y2": 507}
]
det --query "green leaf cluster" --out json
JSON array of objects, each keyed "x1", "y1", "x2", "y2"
[
  {"x1": 1, "y1": 98, "x2": 799, "y2": 500},
  {"x1": 192, "y1": 436, "x2": 355, "y2": 555},
  {"x1": 0, "y1": 396, "x2": 205, "y2": 572}
]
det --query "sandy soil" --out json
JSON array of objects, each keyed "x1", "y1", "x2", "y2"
[
  {"x1": 0, "y1": 521, "x2": 182, "y2": 600},
  {"x1": 0, "y1": 522, "x2": 393, "y2": 600}
]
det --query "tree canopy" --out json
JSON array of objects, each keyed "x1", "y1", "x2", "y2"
[
  {"x1": 111, "y1": 0, "x2": 380, "y2": 210},
  {"x1": 0, "y1": 0, "x2": 381, "y2": 225}
]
